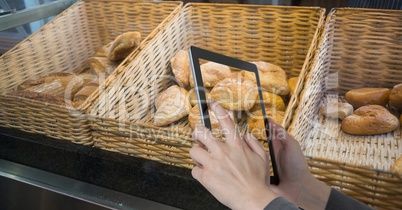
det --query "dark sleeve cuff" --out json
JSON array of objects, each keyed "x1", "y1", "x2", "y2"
[
  {"x1": 264, "y1": 197, "x2": 300, "y2": 210},
  {"x1": 325, "y1": 188, "x2": 374, "y2": 210}
]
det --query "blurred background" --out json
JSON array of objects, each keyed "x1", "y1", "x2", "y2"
[{"x1": 1, "y1": 0, "x2": 401, "y2": 54}]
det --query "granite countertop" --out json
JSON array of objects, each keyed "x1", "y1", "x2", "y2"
[{"x1": 0, "y1": 126, "x2": 227, "y2": 210}]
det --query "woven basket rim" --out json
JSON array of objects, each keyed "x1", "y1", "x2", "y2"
[{"x1": 186, "y1": 2, "x2": 322, "y2": 10}]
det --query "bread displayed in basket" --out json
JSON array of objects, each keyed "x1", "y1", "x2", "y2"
[
  {"x1": 242, "y1": 61, "x2": 289, "y2": 96},
  {"x1": 341, "y1": 105, "x2": 399, "y2": 135},
  {"x1": 345, "y1": 88, "x2": 390, "y2": 109},
  {"x1": 250, "y1": 91, "x2": 285, "y2": 112},
  {"x1": 247, "y1": 109, "x2": 285, "y2": 139},
  {"x1": 171, "y1": 50, "x2": 190, "y2": 88},
  {"x1": 319, "y1": 101, "x2": 353, "y2": 120},
  {"x1": 287, "y1": 77, "x2": 298, "y2": 97},
  {"x1": 10, "y1": 31, "x2": 141, "y2": 108},
  {"x1": 89, "y1": 57, "x2": 119, "y2": 76},
  {"x1": 106, "y1": 31, "x2": 142, "y2": 61},
  {"x1": 154, "y1": 85, "x2": 191, "y2": 126},
  {"x1": 392, "y1": 156, "x2": 402, "y2": 174},
  {"x1": 15, "y1": 72, "x2": 85, "y2": 100},
  {"x1": 389, "y1": 83, "x2": 402, "y2": 111},
  {"x1": 73, "y1": 81, "x2": 99, "y2": 107}
]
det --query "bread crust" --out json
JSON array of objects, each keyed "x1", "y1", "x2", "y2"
[
  {"x1": 171, "y1": 50, "x2": 190, "y2": 87},
  {"x1": 107, "y1": 32, "x2": 141, "y2": 61},
  {"x1": 189, "y1": 61, "x2": 231, "y2": 88},
  {"x1": 341, "y1": 105, "x2": 399, "y2": 135},
  {"x1": 345, "y1": 88, "x2": 390, "y2": 108},
  {"x1": 154, "y1": 85, "x2": 191, "y2": 126},
  {"x1": 250, "y1": 91, "x2": 285, "y2": 112},
  {"x1": 247, "y1": 109, "x2": 285, "y2": 139},
  {"x1": 389, "y1": 83, "x2": 402, "y2": 111},
  {"x1": 242, "y1": 61, "x2": 289, "y2": 95},
  {"x1": 210, "y1": 73, "x2": 257, "y2": 111}
]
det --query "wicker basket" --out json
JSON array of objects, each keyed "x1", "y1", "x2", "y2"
[
  {"x1": 289, "y1": 8, "x2": 402, "y2": 209},
  {"x1": 88, "y1": 3, "x2": 325, "y2": 168},
  {"x1": 0, "y1": 1, "x2": 182, "y2": 145}
]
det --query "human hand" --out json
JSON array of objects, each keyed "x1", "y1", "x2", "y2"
[
  {"x1": 268, "y1": 120, "x2": 331, "y2": 210},
  {"x1": 189, "y1": 100, "x2": 278, "y2": 210}
]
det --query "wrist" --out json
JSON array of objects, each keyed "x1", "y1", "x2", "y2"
[
  {"x1": 237, "y1": 186, "x2": 278, "y2": 210},
  {"x1": 295, "y1": 175, "x2": 331, "y2": 210}
]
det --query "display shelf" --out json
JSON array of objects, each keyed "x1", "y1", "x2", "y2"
[{"x1": 0, "y1": 126, "x2": 227, "y2": 210}]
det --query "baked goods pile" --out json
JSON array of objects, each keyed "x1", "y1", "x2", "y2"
[
  {"x1": 155, "y1": 49, "x2": 297, "y2": 139},
  {"x1": 320, "y1": 85, "x2": 402, "y2": 136},
  {"x1": 8, "y1": 32, "x2": 142, "y2": 108}
]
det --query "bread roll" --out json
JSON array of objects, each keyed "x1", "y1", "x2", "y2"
[
  {"x1": 247, "y1": 109, "x2": 285, "y2": 139},
  {"x1": 93, "y1": 42, "x2": 111, "y2": 57},
  {"x1": 188, "y1": 104, "x2": 235, "y2": 131},
  {"x1": 250, "y1": 91, "x2": 285, "y2": 112},
  {"x1": 89, "y1": 57, "x2": 118, "y2": 76},
  {"x1": 154, "y1": 85, "x2": 191, "y2": 126},
  {"x1": 107, "y1": 32, "x2": 141, "y2": 61},
  {"x1": 288, "y1": 77, "x2": 298, "y2": 96},
  {"x1": 242, "y1": 61, "x2": 289, "y2": 95},
  {"x1": 392, "y1": 156, "x2": 402, "y2": 174},
  {"x1": 73, "y1": 81, "x2": 99, "y2": 107},
  {"x1": 171, "y1": 50, "x2": 190, "y2": 87},
  {"x1": 341, "y1": 105, "x2": 399, "y2": 135},
  {"x1": 389, "y1": 83, "x2": 402, "y2": 111},
  {"x1": 319, "y1": 101, "x2": 353, "y2": 120},
  {"x1": 345, "y1": 88, "x2": 390, "y2": 108},
  {"x1": 400, "y1": 114, "x2": 402, "y2": 127},
  {"x1": 189, "y1": 61, "x2": 231, "y2": 88},
  {"x1": 187, "y1": 88, "x2": 211, "y2": 107},
  {"x1": 17, "y1": 72, "x2": 84, "y2": 99},
  {"x1": 210, "y1": 73, "x2": 257, "y2": 111}
]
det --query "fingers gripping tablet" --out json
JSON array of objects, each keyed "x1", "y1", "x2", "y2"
[{"x1": 188, "y1": 46, "x2": 279, "y2": 185}]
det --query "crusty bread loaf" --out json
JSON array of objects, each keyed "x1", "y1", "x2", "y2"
[
  {"x1": 73, "y1": 81, "x2": 99, "y2": 107},
  {"x1": 392, "y1": 156, "x2": 402, "y2": 174},
  {"x1": 250, "y1": 91, "x2": 285, "y2": 112},
  {"x1": 341, "y1": 105, "x2": 399, "y2": 135},
  {"x1": 154, "y1": 85, "x2": 191, "y2": 126},
  {"x1": 210, "y1": 73, "x2": 257, "y2": 111},
  {"x1": 319, "y1": 101, "x2": 353, "y2": 120},
  {"x1": 171, "y1": 50, "x2": 190, "y2": 87},
  {"x1": 247, "y1": 109, "x2": 285, "y2": 139},
  {"x1": 288, "y1": 77, "x2": 298, "y2": 96},
  {"x1": 17, "y1": 72, "x2": 84, "y2": 99},
  {"x1": 189, "y1": 61, "x2": 231, "y2": 88},
  {"x1": 400, "y1": 114, "x2": 402, "y2": 127},
  {"x1": 345, "y1": 88, "x2": 390, "y2": 108},
  {"x1": 188, "y1": 104, "x2": 235, "y2": 131},
  {"x1": 89, "y1": 57, "x2": 119, "y2": 76},
  {"x1": 93, "y1": 42, "x2": 111, "y2": 57},
  {"x1": 389, "y1": 83, "x2": 402, "y2": 111},
  {"x1": 242, "y1": 61, "x2": 289, "y2": 95},
  {"x1": 107, "y1": 32, "x2": 141, "y2": 61}
]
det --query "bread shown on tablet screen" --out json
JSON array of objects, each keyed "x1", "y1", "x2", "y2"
[{"x1": 209, "y1": 73, "x2": 257, "y2": 111}]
